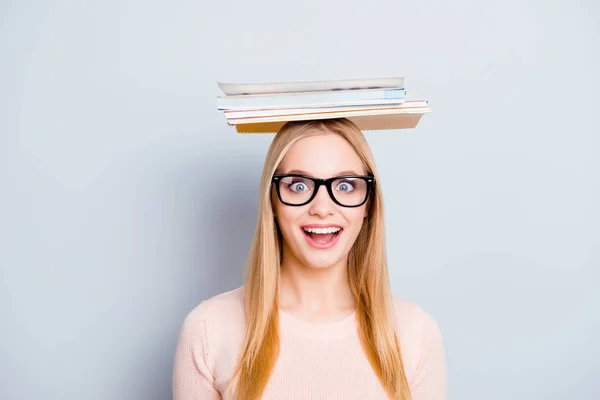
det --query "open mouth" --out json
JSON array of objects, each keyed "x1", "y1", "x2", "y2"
[{"x1": 302, "y1": 226, "x2": 342, "y2": 245}]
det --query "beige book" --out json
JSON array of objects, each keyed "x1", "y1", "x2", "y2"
[{"x1": 234, "y1": 112, "x2": 427, "y2": 134}]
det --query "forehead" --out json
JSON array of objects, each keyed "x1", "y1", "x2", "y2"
[{"x1": 277, "y1": 133, "x2": 365, "y2": 177}]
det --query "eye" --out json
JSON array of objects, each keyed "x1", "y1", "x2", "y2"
[
  {"x1": 290, "y1": 181, "x2": 309, "y2": 192},
  {"x1": 335, "y1": 180, "x2": 356, "y2": 192},
  {"x1": 286, "y1": 177, "x2": 313, "y2": 193}
]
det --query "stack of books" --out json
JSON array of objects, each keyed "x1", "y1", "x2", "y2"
[{"x1": 216, "y1": 77, "x2": 430, "y2": 133}]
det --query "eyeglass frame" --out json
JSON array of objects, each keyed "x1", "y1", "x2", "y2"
[{"x1": 271, "y1": 174, "x2": 375, "y2": 208}]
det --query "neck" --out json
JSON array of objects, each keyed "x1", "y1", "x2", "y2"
[{"x1": 278, "y1": 251, "x2": 355, "y2": 321}]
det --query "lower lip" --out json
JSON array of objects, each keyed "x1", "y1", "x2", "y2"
[{"x1": 302, "y1": 229, "x2": 343, "y2": 249}]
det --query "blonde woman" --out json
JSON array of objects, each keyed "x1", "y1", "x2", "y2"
[{"x1": 173, "y1": 118, "x2": 447, "y2": 400}]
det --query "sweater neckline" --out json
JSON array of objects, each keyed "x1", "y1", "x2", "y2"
[{"x1": 278, "y1": 308, "x2": 357, "y2": 340}]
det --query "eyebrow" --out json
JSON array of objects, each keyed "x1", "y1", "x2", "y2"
[{"x1": 284, "y1": 169, "x2": 363, "y2": 176}]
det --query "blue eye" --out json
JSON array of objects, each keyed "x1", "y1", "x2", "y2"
[
  {"x1": 291, "y1": 182, "x2": 308, "y2": 192},
  {"x1": 335, "y1": 180, "x2": 356, "y2": 192}
]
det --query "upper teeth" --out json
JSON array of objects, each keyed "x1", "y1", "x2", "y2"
[{"x1": 303, "y1": 227, "x2": 341, "y2": 234}]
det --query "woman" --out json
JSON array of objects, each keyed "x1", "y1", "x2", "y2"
[{"x1": 173, "y1": 118, "x2": 447, "y2": 399}]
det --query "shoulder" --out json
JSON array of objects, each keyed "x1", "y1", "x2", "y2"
[
  {"x1": 181, "y1": 286, "x2": 246, "y2": 334},
  {"x1": 174, "y1": 287, "x2": 247, "y2": 393},
  {"x1": 178, "y1": 286, "x2": 247, "y2": 360},
  {"x1": 391, "y1": 297, "x2": 441, "y2": 335},
  {"x1": 390, "y1": 297, "x2": 445, "y2": 382}
]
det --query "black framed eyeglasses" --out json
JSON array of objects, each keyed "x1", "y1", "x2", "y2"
[{"x1": 272, "y1": 174, "x2": 375, "y2": 207}]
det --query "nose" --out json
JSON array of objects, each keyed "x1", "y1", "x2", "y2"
[{"x1": 308, "y1": 184, "x2": 335, "y2": 217}]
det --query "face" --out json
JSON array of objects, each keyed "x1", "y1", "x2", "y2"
[{"x1": 273, "y1": 133, "x2": 369, "y2": 270}]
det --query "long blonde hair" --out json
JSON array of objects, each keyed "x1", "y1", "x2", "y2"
[{"x1": 226, "y1": 118, "x2": 411, "y2": 400}]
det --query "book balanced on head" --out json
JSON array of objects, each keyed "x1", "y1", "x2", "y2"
[{"x1": 215, "y1": 77, "x2": 431, "y2": 134}]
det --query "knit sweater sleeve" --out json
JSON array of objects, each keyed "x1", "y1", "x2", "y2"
[
  {"x1": 410, "y1": 307, "x2": 448, "y2": 400},
  {"x1": 173, "y1": 303, "x2": 222, "y2": 400}
]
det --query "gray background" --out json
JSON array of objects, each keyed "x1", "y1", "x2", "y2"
[{"x1": 1, "y1": 0, "x2": 599, "y2": 399}]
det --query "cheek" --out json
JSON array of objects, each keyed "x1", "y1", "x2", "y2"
[
  {"x1": 338, "y1": 208, "x2": 368, "y2": 248},
  {"x1": 345, "y1": 206, "x2": 368, "y2": 227},
  {"x1": 274, "y1": 203, "x2": 304, "y2": 235}
]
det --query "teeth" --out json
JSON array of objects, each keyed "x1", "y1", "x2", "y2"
[{"x1": 303, "y1": 227, "x2": 341, "y2": 234}]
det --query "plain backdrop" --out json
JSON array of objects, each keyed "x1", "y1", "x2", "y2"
[{"x1": 1, "y1": 1, "x2": 599, "y2": 399}]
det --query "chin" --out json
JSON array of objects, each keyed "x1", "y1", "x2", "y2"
[
  {"x1": 298, "y1": 250, "x2": 347, "y2": 269},
  {"x1": 303, "y1": 258, "x2": 339, "y2": 269}
]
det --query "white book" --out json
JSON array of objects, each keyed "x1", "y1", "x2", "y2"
[
  {"x1": 226, "y1": 105, "x2": 430, "y2": 125},
  {"x1": 217, "y1": 88, "x2": 406, "y2": 110},
  {"x1": 217, "y1": 77, "x2": 405, "y2": 96},
  {"x1": 223, "y1": 100, "x2": 428, "y2": 119}
]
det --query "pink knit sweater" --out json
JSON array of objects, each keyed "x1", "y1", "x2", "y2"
[{"x1": 173, "y1": 286, "x2": 447, "y2": 399}]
